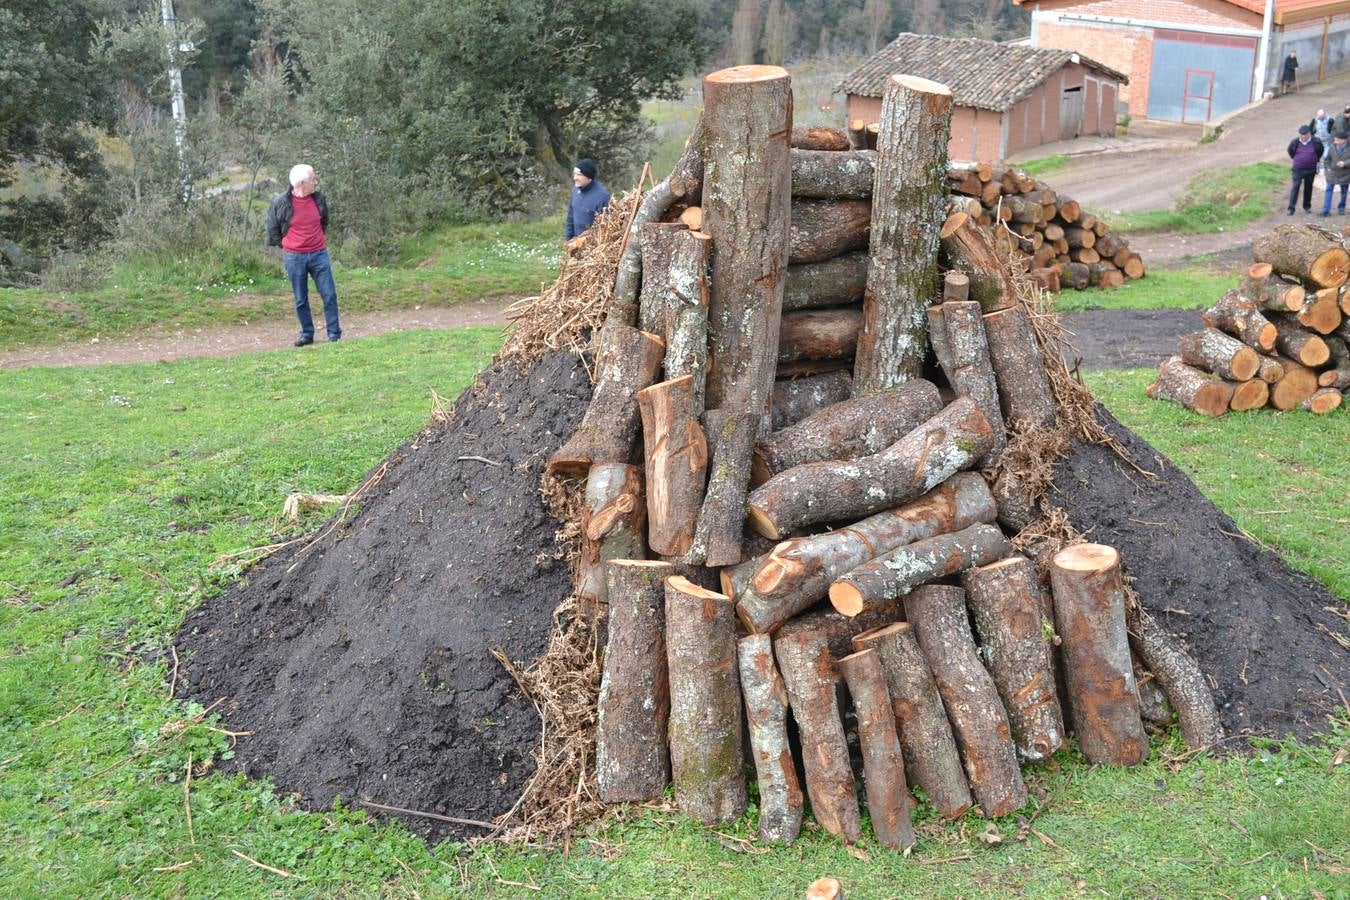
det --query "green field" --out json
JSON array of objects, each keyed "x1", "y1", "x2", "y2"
[
  {"x1": 1104, "y1": 162, "x2": 1286, "y2": 235},
  {"x1": 1, "y1": 328, "x2": 1344, "y2": 896},
  {"x1": 1053, "y1": 265, "x2": 1234, "y2": 312}
]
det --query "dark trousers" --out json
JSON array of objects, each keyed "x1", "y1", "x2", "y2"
[
  {"x1": 283, "y1": 249, "x2": 342, "y2": 340},
  {"x1": 1289, "y1": 169, "x2": 1316, "y2": 212}
]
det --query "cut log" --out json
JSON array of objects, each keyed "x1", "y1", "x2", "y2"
[
  {"x1": 1302, "y1": 387, "x2": 1344, "y2": 413},
  {"x1": 703, "y1": 65, "x2": 793, "y2": 421},
  {"x1": 980, "y1": 180, "x2": 1003, "y2": 207},
  {"x1": 773, "y1": 625, "x2": 861, "y2": 842},
  {"x1": 791, "y1": 125, "x2": 850, "y2": 151},
  {"x1": 865, "y1": 122, "x2": 880, "y2": 149},
  {"x1": 851, "y1": 622, "x2": 971, "y2": 819},
  {"x1": 837, "y1": 649, "x2": 916, "y2": 851},
  {"x1": 777, "y1": 308, "x2": 861, "y2": 364},
  {"x1": 1203, "y1": 290, "x2": 1278, "y2": 351},
  {"x1": 736, "y1": 633, "x2": 804, "y2": 843},
  {"x1": 853, "y1": 74, "x2": 952, "y2": 394},
  {"x1": 747, "y1": 397, "x2": 994, "y2": 539},
  {"x1": 807, "y1": 877, "x2": 845, "y2": 900},
  {"x1": 658, "y1": 229, "x2": 713, "y2": 410},
  {"x1": 944, "y1": 270, "x2": 971, "y2": 302},
  {"x1": 1147, "y1": 356, "x2": 1232, "y2": 417},
  {"x1": 1342, "y1": 285, "x2": 1350, "y2": 317},
  {"x1": 1268, "y1": 356, "x2": 1319, "y2": 410},
  {"x1": 1271, "y1": 317, "x2": 1330, "y2": 367},
  {"x1": 776, "y1": 592, "x2": 906, "y2": 661},
  {"x1": 548, "y1": 326, "x2": 665, "y2": 476},
  {"x1": 906, "y1": 585, "x2": 1027, "y2": 817},
  {"x1": 577, "y1": 463, "x2": 647, "y2": 615},
  {"x1": 1058, "y1": 199, "x2": 1080, "y2": 222},
  {"x1": 1136, "y1": 665, "x2": 1172, "y2": 725},
  {"x1": 665, "y1": 576, "x2": 746, "y2": 825},
  {"x1": 935, "y1": 300, "x2": 1008, "y2": 466},
  {"x1": 1252, "y1": 224, "x2": 1350, "y2": 288},
  {"x1": 1126, "y1": 606, "x2": 1225, "y2": 751},
  {"x1": 720, "y1": 547, "x2": 769, "y2": 599},
  {"x1": 1177, "y1": 327, "x2": 1261, "y2": 381},
  {"x1": 771, "y1": 372, "x2": 853, "y2": 429},
  {"x1": 687, "y1": 410, "x2": 760, "y2": 567},
  {"x1": 738, "y1": 472, "x2": 995, "y2": 634},
  {"x1": 829, "y1": 522, "x2": 1012, "y2": 617},
  {"x1": 1319, "y1": 364, "x2": 1350, "y2": 389},
  {"x1": 791, "y1": 149, "x2": 877, "y2": 199},
  {"x1": 939, "y1": 213, "x2": 1018, "y2": 312},
  {"x1": 961, "y1": 556, "x2": 1065, "y2": 762},
  {"x1": 948, "y1": 167, "x2": 983, "y2": 197},
  {"x1": 847, "y1": 117, "x2": 867, "y2": 150},
  {"x1": 751, "y1": 380, "x2": 943, "y2": 485},
  {"x1": 926, "y1": 303, "x2": 954, "y2": 376},
  {"x1": 983, "y1": 303, "x2": 1058, "y2": 430},
  {"x1": 1048, "y1": 544, "x2": 1148, "y2": 766},
  {"x1": 1295, "y1": 288, "x2": 1344, "y2": 335},
  {"x1": 1064, "y1": 227, "x2": 1095, "y2": 249},
  {"x1": 637, "y1": 375, "x2": 708, "y2": 558},
  {"x1": 790, "y1": 199, "x2": 872, "y2": 264},
  {"x1": 1070, "y1": 247, "x2": 1101, "y2": 265},
  {"x1": 1228, "y1": 378, "x2": 1270, "y2": 411},
  {"x1": 1257, "y1": 356, "x2": 1285, "y2": 384},
  {"x1": 636, "y1": 222, "x2": 683, "y2": 335},
  {"x1": 1094, "y1": 232, "x2": 1124, "y2": 258},
  {"x1": 1241, "y1": 270, "x2": 1305, "y2": 313},
  {"x1": 596, "y1": 560, "x2": 672, "y2": 802},
  {"x1": 783, "y1": 253, "x2": 868, "y2": 310},
  {"x1": 679, "y1": 206, "x2": 703, "y2": 231},
  {"x1": 1058, "y1": 261, "x2": 1090, "y2": 290}
]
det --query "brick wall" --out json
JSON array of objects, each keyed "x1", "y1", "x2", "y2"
[
  {"x1": 1037, "y1": 22, "x2": 1152, "y2": 116},
  {"x1": 1032, "y1": 0, "x2": 1258, "y2": 30}
]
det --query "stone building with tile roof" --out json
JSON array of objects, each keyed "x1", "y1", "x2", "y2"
[{"x1": 838, "y1": 33, "x2": 1127, "y2": 163}]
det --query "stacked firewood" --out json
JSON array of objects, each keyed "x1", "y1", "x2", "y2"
[
  {"x1": 946, "y1": 163, "x2": 1146, "y2": 293},
  {"x1": 554, "y1": 66, "x2": 1219, "y2": 851},
  {"x1": 1148, "y1": 224, "x2": 1349, "y2": 417}
]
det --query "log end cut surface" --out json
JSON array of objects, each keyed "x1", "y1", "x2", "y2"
[
  {"x1": 1053, "y1": 543, "x2": 1120, "y2": 574},
  {"x1": 706, "y1": 64, "x2": 790, "y2": 84}
]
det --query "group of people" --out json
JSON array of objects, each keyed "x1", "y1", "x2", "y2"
[{"x1": 1287, "y1": 105, "x2": 1350, "y2": 216}]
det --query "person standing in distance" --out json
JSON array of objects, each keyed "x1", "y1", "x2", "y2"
[
  {"x1": 1281, "y1": 51, "x2": 1299, "y2": 95},
  {"x1": 565, "y1": 158, "x2": 611, "y2": 249},
  {"x1": 1287, "y1": 125, "x2": 1323, "y2": 215},
  {"x1": 267, "y1": 164, "x2": 342, "y2": 346}
]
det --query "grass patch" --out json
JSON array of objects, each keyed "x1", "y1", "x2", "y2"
[
  {"x1": 1019, "y1": 155, "x2": 1069, "y2": 177},
  {"x1": 1054, "y1": 265, "x2": 1234, "y2": 312},
  {"x1": 0, "y1": 337, "x2": 1343, "y2": 894},
  {"x1": 1105, "y1": 162, "x2": 1286, "y2": 235},
  {"x1": 0, "y1": 219, "x2": 562, "y2": 352}
]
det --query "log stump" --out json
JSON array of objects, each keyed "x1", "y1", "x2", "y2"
[{"x1": 637, "y1": 376, "x2": 709, "y2": 558}]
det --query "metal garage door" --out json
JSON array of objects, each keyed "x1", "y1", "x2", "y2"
[{"x1": 1147, "y1": 36, "x2": 1255, "y2": 122}]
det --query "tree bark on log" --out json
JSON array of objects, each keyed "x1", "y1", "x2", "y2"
[
  {"x1": 771, "y1": 371, "x2": 854, "y2": 429},
  {"x1": 1147, "y1": 356, "x2": 1233, "y2": 417},
  {"x1": 829, "y1": 522, "x2": 1011, "y2": 617},
  {"x1": 658, "y1": 229, "x2": 713, "y2": 410},
  {"x1": 791, "y1": 125, "x2": 850, "y2": 151},
  {"x1": 1272, "y1": 316, "x2": 1330, "y2": 366},
  {"x1": 637, "y1": 376, "x2": 709, "y2": 558},
  {"x1": 737, "y1": 472, "x2": 995, "y2": 634},
  {"x1": 961, "y1": 555, "x2": 1065, "y2": 762},
  {"x1": 577, "y1": 464, "x2": 646, "y2": 616},
  {"x1": 933, "y1": 300, "x2": 1008, "y2": 466},
  {"x1": 737, "y1": 633, "x2": 804, "y2": 843},
  {"x1": 1049, "y1": 544, "x2": 1148, "y2": 766},
  {"x1": 751, "y1": 380, "x2": 943, "y2": 485},
  {"x1": 982, "y1": 303, "x2": 1058, "y2": 430},
  {"x1": 548, "y1": 326, "x2": 665, "y2": 476},
  {"x1": 906, "y1": 585, "x2": 1027, "y2": 818},
  {"x1": 1058, "y1": 261, "x2": 1090, "y2": 290},
  {"x1": 783, "y1": 252, "x2": 868, "y2": 311},
  {"x1": 596, "y1": 560, "x2": 672, "y2": 802},
  {"x1": 1302, "y1": 387, "x2": 1344, "y2": 412},
  {"x1": 1126, "y1": 606, "x2": 1224, "y2": 751},
  {"x1": 1257, "y1": 355, "x2": 1285, "y2": 384},
  {"x1": 837, "y1": 649, "x2": 917, "y2": 851},
  {"x1": 852, "y1": 75, "x2": 952, "y2": 394},
  {"x1": 1252, "y1": 224, "x2": 1350, "y2": 288},
  {"x1": 851, "y1": 622, "x2": 972, "y2": 819},
  {"x1": 1268, "y1": 356, "x2": 1319, "y2": 410},
  {"x1": 747, "y1": 397, "x2": 994, "y2": 539},
  {"x1": 777, "y1": 308, "x2": 862, "y2": 365},
  {"x1": 926, "y1": 303, "x2": 954, "y2": 375},
  {"x1": 847, "y1": 117, "x2": 867, "y2": 150},
  {"x1": 790, "y1": 199, "x2": 872, "y2": 264},
  {"x1": 1294, "y1": 288, "x2": 1343, "y2": 335},
  {"x1": 773, "y1": 625, "x2": 861, "y2": 842},
  {"x1": 665, "y1": 576, "x2": 746, "y2": 825},
  {"x1": 791, "y1": 149, "x2": 877, "y2": 199},
  {"x1": 703, "y1": 65, "x2": 793, "y2": 421},
  {"x1": 636, "y1": 222, "x2": 683, "y2": 335},
  {"x1": 688, "y1": 410, "x2": 760, "y2": 567},
  {"x1": 1203, "y1": 290, "x2": 1278, "y2": 352},
  {"x1": 1177, "y1": 327, "x2": 1261, "y2": 381}
]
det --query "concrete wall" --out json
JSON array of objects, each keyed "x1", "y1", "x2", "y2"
[{"x1": 1265, "y1": 14, "x2": 1350, "y2": 93}]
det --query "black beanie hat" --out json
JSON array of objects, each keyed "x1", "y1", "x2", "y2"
[{"x1": 575, "y1": 158, "x2": 598, "y2": 180}]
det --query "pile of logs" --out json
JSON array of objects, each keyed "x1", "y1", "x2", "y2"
[
  {"x1": 553, "y1": 65, "x2": 1220, "y2": 851},
  {"x1": 1148, "y1": 225, "x2": 1349, "y2": 417},
  {"x1": 946, "y1": 163, "x2": 1146, "y2": 293}
]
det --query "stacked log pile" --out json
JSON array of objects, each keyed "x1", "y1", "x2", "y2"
[
  {"x1": 945, "y1": 163, "x2": 1146, "y2": 293},
  {"x1": 562, "y1": 66, "x2": 1221, "y2": 851},
  {"x1": 1148, "y1": 225, "x2": 1350, "y2": 417}
]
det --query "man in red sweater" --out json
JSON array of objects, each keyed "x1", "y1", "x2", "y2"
[{"x1": 266, "y1": 164, "x2": 342, "y2": 346}]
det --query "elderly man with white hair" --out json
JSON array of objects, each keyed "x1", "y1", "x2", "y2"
[{"x1": 267, "y1": 163, "x2": 341, "y2": 346}]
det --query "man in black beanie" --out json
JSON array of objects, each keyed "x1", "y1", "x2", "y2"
[{"x1": 565, "y1": 158, "x2": 611, "y2": 244}]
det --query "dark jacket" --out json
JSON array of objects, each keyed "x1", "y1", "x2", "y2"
[
  {"x1": 1282, "y1": 55, "x2": 1299, "y2": 79},
  {"x1": 1326, "y1": 141, "x2": 1350, "y2": 185},
  {"x1": 1289, "y1": 136, "x2": 1324, "y2": 171},
  {"x1": 267, "y1": 190, "x2": 330, "y2": 247},
  {"x1": 565, "y1": 180, "x2": 611, "y2": 240}
]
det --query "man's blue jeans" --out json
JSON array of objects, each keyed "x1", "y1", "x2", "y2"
[
  {"x1": 1324, "y1": 182, "x2": 1349, "y2": 214},
  {"x1": 283, "y1": 249, "x2": 341, "y2": 341}
]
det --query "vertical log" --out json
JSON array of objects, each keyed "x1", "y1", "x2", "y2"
[
  {"x1": 1126, "y1": 606, "x2": 1225, "y2": 751},
  {"x1": 597, "y1": 560, "x2": 672, "y2": 802},
  {"x1": 661, "y1": 229, "x2": 713, "y2": 411},
  {"x1": 688, "y1": 410, "x2": 761, "y2": 566},
  {"x1": 853, "y1": 74, "x2": 953, "y2": 394},
  {"x1": 837, "y1": 649, "x2": 917, "y2": 850},
  {"x1": 935, "y1": 300, "x2": 1007, "y2": 466},
  {"x1": 636, "y1": 222, "x2": 684, "y2": 335},
  {"x1": 982, "y1": 303, "x2": 1058, "y2": 430},
  {"x1": 576, "y1": 463, "x2": 646, "y2": 619},
  {"x1": 736, "y1": 634, "x2": 804, "y2": 843},
  {"x1": 665, "y1": 576, "x2": 747, "y2": 824},
  {"x1": 637, "y1": 376, "x2": 709, "y2": 558},
  {"x1": 1049, "y1": 544, "x2": 1148, "y2": 766}
]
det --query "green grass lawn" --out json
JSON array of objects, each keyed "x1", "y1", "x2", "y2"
[
  {"x1": 1, "y1": 332, "x2": 1344, "y2": 895},
  {"x1": 1105, "y1": 162, "x2": 1286, "y2": 235},
  {"x1": 1018, "y1": 155, "x2": 1069, "y2": 178},
  {"x1": 1053, "y1": 265, "x2": 1235, "y2": 312}
]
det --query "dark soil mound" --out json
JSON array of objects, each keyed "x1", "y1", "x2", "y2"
[
  {"x1": 1050, "y1": 407, "x2": 1347, "y2": 740},
  {"x1": 1059, "y1": 309, "x2": 1201, "y2": 371},
  {"x1": 175, "y1": 350, "x2": 591, "y2": 841}
]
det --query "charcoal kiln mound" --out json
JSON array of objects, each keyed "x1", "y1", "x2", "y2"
[{"x1": 175, "y1": 350, "x2": 591, "y2": 842}]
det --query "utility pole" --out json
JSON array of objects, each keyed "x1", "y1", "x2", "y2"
[
  {"x1": 1253, "y1": 0, "x2": 1275, "y2": 102},
  {"x1": 160, "y1": 0, "x2": 192, "y2": 201}
]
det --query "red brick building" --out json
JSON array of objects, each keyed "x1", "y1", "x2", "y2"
[
  {"x1": 837, "y1": 33, "x2": 1126, "y2": 163},
  {"x1": 1016, "y1": 0, "x2": 1350, "y2": 122}
]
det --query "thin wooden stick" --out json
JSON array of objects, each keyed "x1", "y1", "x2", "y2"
[
  {"x1": 230, "y1": 849, "x2": 307, "y2": 879},
  {"x1": 184, "y1": 753, "x2": 197, "y2": 848},
  {"x1": 169, "y1": 645, "x2": 180, "y2": 700},
  {"x1": 359, "y1": 799, "x2": 496, "y2": 830}
]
